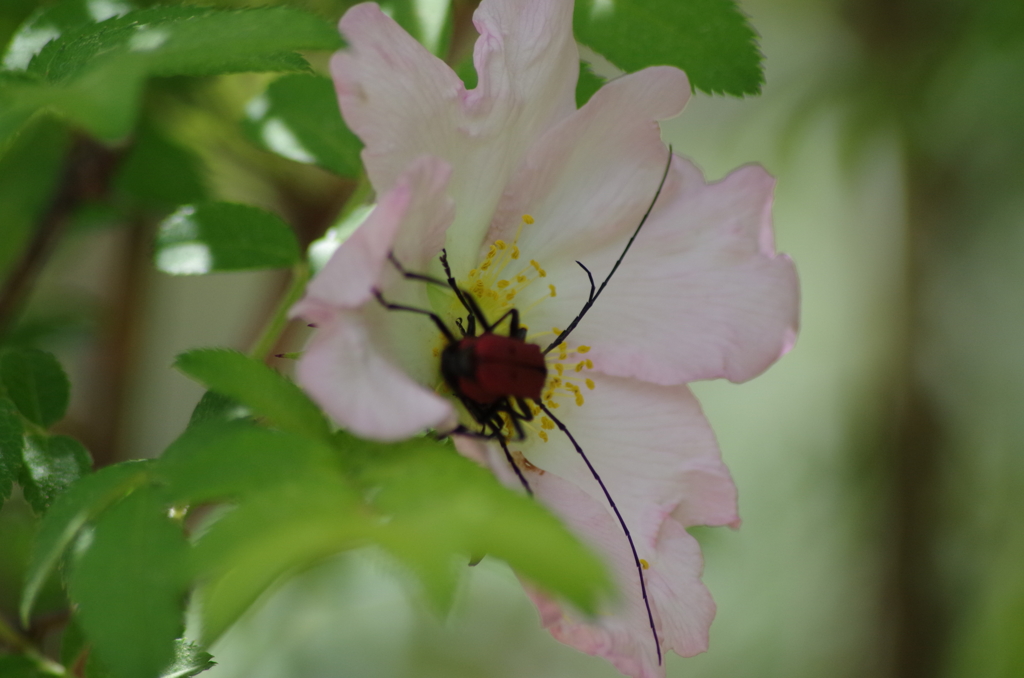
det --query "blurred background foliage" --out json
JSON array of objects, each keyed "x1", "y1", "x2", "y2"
[{"x1": 1, "y1": 0, "x2": 1023, "y2": 676}]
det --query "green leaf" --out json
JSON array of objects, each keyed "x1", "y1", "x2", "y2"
[
  {"x1": 1, "y1": 0, "x2": 132, "y2": 71},
  {"x1": 114, "y1": 124, "x2": 207, "y2": 210},
  {"x1": 350, "y1": 437, "x2": 612, "y2": 614},
  {"x1": 573, "y1": 0, "x2": 764, "y2": 97},
  {"x1": 154, "y1": 422, "x2": 337, "y2": 506},
  {"x1": 186, "y1": 391, "x2": 251, "y2": 429},
  {"x1": 0, "y1": 347, "x2": 70, "y2": 428},
  {"x1": 155, "y1": 203, "x2": 300, "y2": 274},
  {"x1": 21, "y1": 460, "x2": 150, "y2": 624},
  {"x1": 191, "y1": 476, "x2": 366, "y2": 644},
  {"x1": 175, "y1": 349, "x2": 331, "y2": 443},
  {"x1": 0, "y1": 5, "x2": 343, "y2": 151},
  {"x1": 0, "y1": 655, "x2": 50, "y2": 678},
  {"x1": 27, "y1": 7, "x2": 341, "y2": 83},
  {"x1": 0, "y1": 398, "x2": 24, "y2": 505},
  {"x1": 18, "y1": 434, "x2": 92, "y2": 514},
  {"x1": 243, "y1": 74, "x2": 362, "y2": 178},
  {"x1": 161, "y1": 640, "x2": 215, "y2": 678},
  {"x1": 576, "y1": 61, "x2": 606, "y2": 108},
  {"x1": 69, "y1": 486, "x2": 188, "y2": 678},
  {"x1": 0, "y1": 117, "x2": 70, "y2": 283}
]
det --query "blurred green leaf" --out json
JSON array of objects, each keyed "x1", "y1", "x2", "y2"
[
  {"x1": 191, "y1": 475, "x2": 366, "y2": 644},
  {"x1": 0, "y1": 655, "x2": 50, "y2": 678},
  {"x1": 21, "y1": 460, "x2": 150, "y2": 624},
  {"x1": 243, "y1": 74, "x2": 362, "y2": 178},
  {"x1": 18, "y1": 434, "x2": 92, "y2": 514},
  {"x1": 0, "y1": 116, "x2": 69, "y2": 282},
  {"x1": 114, "y1": 124, "x2": 206, "y2": 210},
  {"x1": 69, "y1": 486, "x2": 188, "y2": 678},
  {"x1": 0, "y1": 398, "x2": 24, "y2": 505},
  {"x1": 175, "y1": 349, "x2": 332, "y2": 443},
  {"x1": 573, "y1": 0, "x2": 764, "y2": 96},
  {"x1": 162, "y1": 640, "x2": 215, "y2": 678},
  {"x1": 0, "y1": 347, "x2": 70, "y2": 427},
  {"x1": 155, "y1": 203, "x2": 300, "y2": 274},
  {"x1": 575, "y1": 61, "x2": 606, "y2": 108},
  {"x1": 187, "y1": 391, "x2": 251, "y2": 429},
  {"x1": 0, "y1": 5, "x2": 343, "y2": 150},
  {"x1": 155, "y1": 422, "x2": 337, "y2": 505},
  {"x1": 1, "y1": 0, "x2": 131, "y2": 71},
  {"x1": 350, "y1": 437, "x2": 612, "y2": 615}
]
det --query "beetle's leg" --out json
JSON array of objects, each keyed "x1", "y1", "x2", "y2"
[
  {"x1": 387, "y1": 252, "x2": 449, "y2": 287},
  {"x1": 459, "y1": 289, "x2": 492, "y2": 331},
  {"x1": 513, "y1": 397, "x2": 535, "y2": 422},
  {"x1": 487, "y1": 307, "x2": 521, "y2": 337},
  {"x1": 373, "y1": 289, "x2": 458, "y2": 344},
  {"x1": 438, "y1": 249, "x2": 479, "y2": 319}
]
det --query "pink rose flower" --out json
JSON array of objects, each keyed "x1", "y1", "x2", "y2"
[{"x1": 290, "y1": 1, "x2": 799, "y2": 676}]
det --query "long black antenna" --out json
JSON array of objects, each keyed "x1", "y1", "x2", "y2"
[
  {"x1": 544, "y1": 146, "x2": 674, "y2": 355},
  {"x1": 537, "y1": 402, "x2": 662, "y2": 665}
]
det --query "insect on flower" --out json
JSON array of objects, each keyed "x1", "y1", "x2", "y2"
[{"x1": 373, "y1": 147, "x2": 675, "y2": 664}]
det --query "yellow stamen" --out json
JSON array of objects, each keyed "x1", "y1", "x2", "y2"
[
  {"x1": 552, "y1": 327, "x2": 562, "y2": 335},
  {"x1": 523, "y1": 214, "x2": 535, "y2": 224},
  {"x1": 511, "y1": 245, "x2": 520, "y2": 259},
  {"x1": 586, "y1": 359, "x2": 593, "y2": 369},
  {"x1": 577, "y1": 345, "x2": 591, "y2": 353},
  {"x1": 531, "y1": 260, "x2": 547, "y2": 277},
  {"x1": 497, "y1": 279, "x2": 511, "y2": 288},
  {"x1": 549, "y1": 284, "x2": 557, "y2": 297},
  {"x1": 538, "y1": 430, "x2": 548, "y2": 442},
  {"x1": 585, "y1": 378, "x2": 595, "y2": 390},
  {"x1": 495, "y1": 240, "x2": 507, "y2": 250},
  {"x1": 541, "y1": 417, "x2": 555, "y2": 430},
  {"x1": 575, "y1": 361, "x2": 586, "y2": 372},
  {"x1": 555, "y1": 364, "x2": 564, "y2": 376},
  {"x1": 575, "y1": 394, "x2": 585, "y2": 406},
  {"x1": 640, "y1": 559, "x2": 650, "y2": 570}
]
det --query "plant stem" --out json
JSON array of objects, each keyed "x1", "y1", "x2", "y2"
[
  {"x1": 0, "y1": 614, "x2": 66, "y2": 675},
  {"x1": 248, "y1": 261, "x2": 310, "y2": 361}
]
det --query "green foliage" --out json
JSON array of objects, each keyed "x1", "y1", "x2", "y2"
[
  {"x1": 162, "y1": 640, "x2": 215, "y2": 678},
  {"x1": 573, "y1": 0, "x2": 764, "y2": 96},
  {"x1": 576, "y1": 61, "x2": 606, "y2": 108},
  {"x1": 0, "y1": 398, "x2": 24, "y2": 505},
  {"x1": 0, "y1": 116, "x2": 69, "y2": 282},
  {"x1": 21, "y1": 460, "x2": 150, "y2": 624},
  {"x1": 243, "y1": 74, "x2": 362, "y2": 178},
  {"x1": 186, "y1": 391, "x2": 251, "y2": 429},
  {"x1": 0, "y1": 347, "x2": 70, "y2": 427},
  {"x1": 155, "y1": 203, "x2": 300, "y2": 275},
  {"x1": 174, "y1": 349, "x2": 332, "y2": 443},
  {"x1": 0, "y1": 3, "x2": 344, "y2": 150},
  {"x1": 347, "y1": 437, "x2": 612, "y2": 614},
  {"x1": 114, "y1": 124, "x2": 207, "y2": 210},
  {"x1": 0, "y1": 655, "x2": 50, "y2": 678},
  {"x1": 18, "y1": 434, "x2": 92, "y2": 513},
  {"x1": 69, "y1": 486, "x2": 189, "y2": 678}
]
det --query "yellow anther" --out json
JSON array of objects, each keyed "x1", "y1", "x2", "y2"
[
  {"x1": 640, "y1": 559, "x2": 650, "y2": 570},
  {"x1": 585, "y1": 378, "x2": 595, "y2": 390},
  {"x1": 497, "y1": 279, "x2": 511, "y2": 288},
  {"x1": 530, "y1": 260, "x2": 547, "y2": 277},
  {"x1": 586, "y1": 359, "x2": 593, "y2": 369},
  {"x1": 511, "y1": 245, "x2": 520, "y2": 259},
  {"x1": 555, "y1": 364, "x2": 564, "y2": 376},
  {"x1": 575, "y1": 361, "x2": 586, "y2": 372},
  {"x1": 566, "y1": 382, "x2": 580, "y2": 393},
  {"x1": 472, "y1": 280, "x2": 485, "y2": 296},
  {"x1": 552, "y1": 327, "x2": 562, "y2": 335},
  {"x1": 487, "y1": 246, "x2": 497, "y2": 258},
  {"x1": 549, "y1": 284, "x2": 557, "y2": 297},
  {"x1": 575, "y1": 394, "x2": 585, "y2": 406},
  {"x1": 541, "y1": 417, "x2": 555, "y2": 430},
  {"x1": 480, "y1": 260, "x2": 492, "y2": 270},
  {"x1": 495, "y1": 240, "x2": 507, "y2": 250},
  {"x1": 550, "y1": 377, "x2": 562, "y2": 386},
  {"x1": 469, "y1": 268, "x2": 479, "y2": 278},
  {"x1": 506, "y1": 291, "x2": 517, "y2": 301},
  {"x1": 538, "y1": 430, "x2": 548, "y2": 442},
  {"x1": 523, "y1": 214, "x2": 535, "y2": 224},
  {"x1": 577, "y1": 345, "x2": 591, "y2": 353},
  {"x1": 516, "y1": 274, "x2": 527, "y2": 283}
]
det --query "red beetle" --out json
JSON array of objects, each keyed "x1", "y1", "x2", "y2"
[{"x1": 442, "y1": 332, "x2": 546, "y2": 405}]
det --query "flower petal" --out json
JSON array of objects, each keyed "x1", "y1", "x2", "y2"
[
  {"x1": 518, "y1": 463, "x2": 716, "y2": 677},
  {"x1": 521, "y1": 157, "x2": 800, "y2": 385},
  {"x1": 295, "y1": 308, "x2": 453, "y2": 441},
  {"x1": 292, "y1": 156, "x2": 454, "y2": 313},
  {"x1": 483, "y1": 66, "x2": 690, "y2": 263},
  {"x1": 331, "y1": 0, "x2": 578, "y2": 273},
  {"x1": 519, "y1": 372, "x2": 737, "y2": 549}
]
